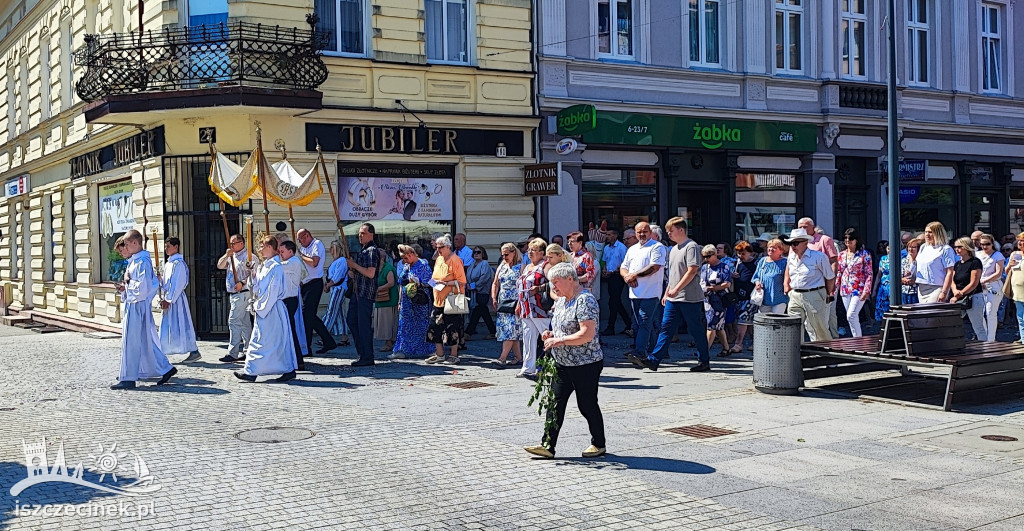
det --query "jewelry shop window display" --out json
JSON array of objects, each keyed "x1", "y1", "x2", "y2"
[
  {"x1": 337, "y1": 164, "x2": 455, "y2": 254},
  {"x1": 98, "y1": 178, "x2": 135, "y2": 282}
]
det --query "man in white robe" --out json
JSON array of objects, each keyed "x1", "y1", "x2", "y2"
[
  {"x1": 235, "y1": 236, "x2": 298, "y2": 383},
  {"x1": 158, "y1": 237, "x2": 200, "y2": 362},
  {"x1": 111, "y1": 230, "x2": 177, "y2": 390}
]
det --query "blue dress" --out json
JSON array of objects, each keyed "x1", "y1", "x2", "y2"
[
  {"x1": 875, "y1": 255, "x2": 891, "y2": 321},
  {"x1": 495, "y1": 263, "x2": 522, "y2": 341},
  {"x1": 394, "y1": 258, "x2": 435, "y2": 357}
]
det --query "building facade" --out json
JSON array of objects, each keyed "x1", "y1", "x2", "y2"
[
  {"x1": 537, "y1": 0, "x2": 1024, "y2": 248},
  {"x1": 0, "y1": 0, "x2": 535, "y2": 335}
]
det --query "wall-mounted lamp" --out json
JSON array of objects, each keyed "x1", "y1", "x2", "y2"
[
  {"x1": 495, "y1": 143, "x2": 507, "y2": 158},
  {"x1": 395, "y1": 100, "x2": 426, "y2": 129}
]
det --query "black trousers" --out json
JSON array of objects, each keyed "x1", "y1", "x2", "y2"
[
  {"x1": 301, "y1": 278, "x2": 335, "y2": 352},
  {"x1": 543, "y1": 359, "x2": 606, "y2": 452},
  {"x1": 604, "y1": 273, "x2": 632, "y2": 333},
  {"x1": 466, "y1": 292, "x2": 496, "y2": 335},
  {"x1": 282, "y1": 296, "x2": 304, "y2": 370}
]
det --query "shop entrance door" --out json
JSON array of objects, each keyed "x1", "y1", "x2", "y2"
[
  {"x1": 676, "y1": 188, "x2": 727, "y2": 245},
  {"x1": 163, "y1": 153, "x2": 250, "y2": 339},
  {"x1": 581, "y1": 168, "x2": 658, "y2": 234}
]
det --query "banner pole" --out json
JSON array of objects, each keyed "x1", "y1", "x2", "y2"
[{"x1": 317, "y1": 141, "x2": 349, "y2": 259}]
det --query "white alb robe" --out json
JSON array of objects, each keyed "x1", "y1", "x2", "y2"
[
  {"x1": 120, "y1": 251, "x2": 174, "y2": 381},
  {"x1": 243, "y1": 258, "x2": 298, "y2": 376},
  {"x1": 159, "y1": 253, "x2": 199, "y2": 355}
]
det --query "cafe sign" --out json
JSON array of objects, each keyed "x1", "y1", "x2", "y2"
[
  {"x1": 581, "y1": 112, "x2": 817, "y2": 152},
  {"x1": 524, "y1": 163, "x2": 560, "y2": 196},
  {"x1": 556, "y1": 104, "x2": 597, "y2": 136}
]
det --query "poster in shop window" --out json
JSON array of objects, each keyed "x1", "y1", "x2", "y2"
[
  {"x1": 99, "y1": 180, "x2": 135, "y2": 237},
  {"x1": 337, "y1": 175, "x2": 453, "y2": 221}
]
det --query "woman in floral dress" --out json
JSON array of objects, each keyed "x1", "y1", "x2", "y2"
[
  {"x1": 902, "y1": 238, "x2": 921, "y2": 305},
  {"x1": 836, "y1": 228, "x2": 873, "y2": 337},
  {"x1": 490, "y1": 242, "x2": 523, "y2": 366},
  {"x1": 392, "y1": 244, "x2": 435, "y2": 358}
]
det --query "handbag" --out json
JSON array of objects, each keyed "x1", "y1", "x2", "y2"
[
  {"x1": 375, "y1": 286, "x2": 391, "y2": 303},
  {"x1": 1004, "y1": 270, "x2": 1015, "y2": 299},
  {"x1": 496, "y1": 298, "x2": 518, "y2": 314},
  {"x1": 444, "y1": 283, "x2": 469, "y2": 315},
  {"x1": 404, "y1": 282, "x2": 429, "y2": 305},
  {"x1": 539, "y1": 289, "x2": 556, "y2": 312},
  {"x1": 720, "y1": 290, "x2": 739, "y2": 307},
  {"x1": 750, "y1": 287, "x2": 765, "y2": 306}
]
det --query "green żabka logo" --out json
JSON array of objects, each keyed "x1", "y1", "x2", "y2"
[
  {"x1": 557, "y1": 105, "x2": 597, "y2": 136},
  {"x1": 692, "y1": 122, "x2": 741, "y2": 150}
]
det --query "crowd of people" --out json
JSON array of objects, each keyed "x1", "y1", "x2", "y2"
[{"x1": 105, "y1": 217, "x2": 1024, "y2": 459}]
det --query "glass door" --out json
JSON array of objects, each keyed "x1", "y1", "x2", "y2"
[
  {"x1": 582, "y1": 168, "x2": 658, "y2": 233},
  {"x1": 676, "y1": 188, "x2": 725, "y2": 245}
]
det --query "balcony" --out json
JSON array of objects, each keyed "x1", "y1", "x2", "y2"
[
  {"x1": 75, "y1": 18, "x2": 330, "y2": 123},
  {"x1": 828, "y1": 81, "x2": 889, "y2": 111}
]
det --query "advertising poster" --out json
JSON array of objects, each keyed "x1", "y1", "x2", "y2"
[
  {"x1": 99, "y1": 180, "x2": 135, "y2": 238},
  {"x1": 338, "y1": 176, "x2": 453, "y2": 221}
]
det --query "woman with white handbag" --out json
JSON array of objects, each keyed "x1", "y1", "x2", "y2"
[{"x1": 425, "y1": 234, "x2": 468, "y2": 365}]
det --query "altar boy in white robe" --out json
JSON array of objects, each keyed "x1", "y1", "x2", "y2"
[
  {"x1": 234, "y1": 236, "x2": 298, "y2": 383},
  {"x1": 159, "y1": 236, "x2": 201, "y2": 362},
  {"x1": 111, "y1": 230, "x2": 178, "y2": 390}
]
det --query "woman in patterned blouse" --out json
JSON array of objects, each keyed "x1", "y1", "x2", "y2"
[
  {"x1": 836, "y1": 228, "x2": 873, "y2": 337},
  {"x1": 524, "y1": 262, "x2": 605, "y2": 460},
  {"x1": 566, "y1": 231, "x2": 596, "y2": 292},
  {"x1": 515, "y1": 238, "x2": 552, "y2": 379}
]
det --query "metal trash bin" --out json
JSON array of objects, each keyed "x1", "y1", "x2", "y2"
[{"x1": 752, "y1": 312, "x2": 804, "y2": 395}]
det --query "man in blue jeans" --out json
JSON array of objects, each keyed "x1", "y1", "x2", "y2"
[
  {"x1": 620, "y1": 222, "x2": 666, "y2": 362},
  {"x1": 629, "y1": 217, "x2": 711, "y2": 372}
]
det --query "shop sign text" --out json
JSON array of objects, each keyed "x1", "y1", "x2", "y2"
[
  {"x1": 69, "y1": 127, "x2": 166, "y2": 180},
  {"x1": 582, "y1": 112, "x2": 817, "y2": 152},
  {"x1": 898, "y1": 159, "x2": 927, "y2": 181},
  {"x1": 556, "y1": 104, "x2": 597, "y2": 136},
  {"x1": 307, "y1": 124, "x2": 524, "y2": 157},
  {"x1": 4, "y1": 174, "x2": 29, "y2": 198},
  {"x1": 523, "y1": 163, "x2": 560, "y2": 196}
]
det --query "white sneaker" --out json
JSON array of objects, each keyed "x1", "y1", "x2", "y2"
[{"x1": 387, "y1": 352, "x2": 406, "y2": 360}]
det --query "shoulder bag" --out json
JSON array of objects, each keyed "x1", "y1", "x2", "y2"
[
  {"x1": 444, "y1": 282, "x2": 469, "y2": 315},
  {"x1": 496, "y1": 299, "x2": 518, "y2": 314}
]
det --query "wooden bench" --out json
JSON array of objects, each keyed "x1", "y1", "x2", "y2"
[{"x1": 801, "y1": 303, "x2": 1024, "y2": 411}]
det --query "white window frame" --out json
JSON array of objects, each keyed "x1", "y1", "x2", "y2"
[
  {"x1": 596, "y1": 0, "x2": 635, "y2": 61},
  {"x1": 18, "y1": 55, "x2": 28, "y2": 133},
  {"x1": 907, "y1": 0, "x2": 930, "y2": 86},
  {"x1": 774, "y1": 0, "x2": 803, "y2": 74},
  {"x1": 840, "y1": 0, "x2": 867, "y2": 79},
  {"x1": 425, "y1": 0, "x2": 473, "y2": 65},
  {"x1": 60, "y1": 17, "x2": 74, "y2": 111},
  {"x1": 44, "y1": 195, "x2": 54, "y2": 282},
  {"x1": 981, "y1": 2, "x2": 1003, "y2": 93},
  {"x1": 688, "y1": 0, "x2": 721, "y2": 67},
  {"x1": 316, "y1": 0, "x2": 370, "y2": 58},
  {"x1": 63, "y1": 187, "x2": 77, "y2": 284}
]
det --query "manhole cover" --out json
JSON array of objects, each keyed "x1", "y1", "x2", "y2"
[
  {"x1": 234, "y1": 427, "x2": 315, "y2": 443},
  {"x1": 981, "y1": 435, "x2": 1019, "y2": 442},
  {"x1": 665, "y1": 425, "x2": 737, "y2": 439},
  {"x1": 448, "y1": 381, "x2": 494, "y2": 389}
]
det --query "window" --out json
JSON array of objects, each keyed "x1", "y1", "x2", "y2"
[
  {"x1": 907, "y1": 0, "x2": 929, "y2": 85},
  {"x1": 44, "y1": 195, "x2": 54, "y2": 282},
  {"x1": 39, "y1": 35, "x2": 50, "y2": 120},
  {"x1": 64, "y1": 188, "x2": 77, "y2": 283},
  {"x1": 426, "y1": 0, "x2": 469, "y2": 64},
  {"x1": 60, "y1": 18, "x2": 74, "y2": 110},
  {"x1": 598, "y1": 0, "x2": 633, "y2": 59},
  {"x1": 6, "y1": 69, "x2": 15, "y2": 138},
  {"x1": 18, "y1": 55, "x2": 28, "y2": 133},
  {"x1": 186, "y1": 0, "x2": 228, "y2": 26},
  {"x1": 981, "y1": 3, "x2": 1002, "y2": 92},
  {"x1": 688, "y1": 0, "x2": 720, "y2": 66},
  {"x1": 841, "y1": 0, "x2": 866, "y2": 77},
  {"x1": 735, "y1": 173, "x2": 798, "y2": 243},
  {"x1": 775, "y1": 0, "x2": 803, "y2": 73},
  {"x1": 315, "y1": 0, "x2": 366, "y2": 56}
]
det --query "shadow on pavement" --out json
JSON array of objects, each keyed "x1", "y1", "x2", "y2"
[
  {"x1": 135, "y1": 378, "x2": 229, "y2": 395},
  {"x1": 555, "y1": 454, "x2": 716, "y2": 474},
  {"x1": 601, "y1": 384, "x2": 662, "y2": 390},
  {"x1": 283, "y1": 380, "x2": 363, "y2": 389}
]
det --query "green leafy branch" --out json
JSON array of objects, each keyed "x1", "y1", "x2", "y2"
[{"x1": 527, "y1": 355, "x2": 560, "y2": 450}]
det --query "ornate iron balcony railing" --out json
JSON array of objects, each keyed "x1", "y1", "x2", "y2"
[{"x1": 75, "y1": 18, "x2": 329, "y2": 103}]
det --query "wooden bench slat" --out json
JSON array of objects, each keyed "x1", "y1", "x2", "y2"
[
  {"x1": 955, "y1": 358, "x2": 1024, "y2": 377},
  {"x1": 951, "y1": 368, "x2": 1024, "y2": 393}
]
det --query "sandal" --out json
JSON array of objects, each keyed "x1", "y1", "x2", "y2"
[
  {"x1": 425, "y1": 355, "x2": 445, "y2": 364},
  {"x1": 729, "y1": 345, "x2": 743, "y2": 354},
  {"x1": 490, "y1": 359, "x2": 508, "y2": 366}
]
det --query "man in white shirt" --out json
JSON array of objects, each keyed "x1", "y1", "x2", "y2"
[
  {"x1": 784, "y1": 228, "x2": 836, "y2": 342},
  {"x1": 278, "y1": 240, "x2": 307, "y2": 371},
  {"x1": 620, "y1": 222, "x2": 666, "y2": 360},
  {"x1": 297, "y1": 229, "x2": 338, "y2": 354}
]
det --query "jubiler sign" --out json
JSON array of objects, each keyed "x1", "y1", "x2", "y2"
[
  {"x1": 306, "y1": 123, "x2": 525, "y2": 157},
  {"x1": 524, "y1": 163, "x2": 560, "y2": 196}
]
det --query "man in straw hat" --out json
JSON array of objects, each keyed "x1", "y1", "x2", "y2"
[{"x1": 783, "y1": 228, "x2": 835, "y2": 342}]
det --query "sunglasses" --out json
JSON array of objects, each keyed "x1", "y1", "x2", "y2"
[
  {"x1": 473, "y1": 251, "x2": 482, "y2": 254},
  {"x1": 702, "y1": 254, "x2": 714, "y2": 259},
  {"x1": 981, "y1": 243, "x2": 992, "y2": 247},
  {"x1": 501, "y1": 253, "x2": 511, "y2": 257}
]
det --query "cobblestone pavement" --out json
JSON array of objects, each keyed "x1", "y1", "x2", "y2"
[{"x1": 2, "y1": 321, "x2": 1024, "y2": 530}]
